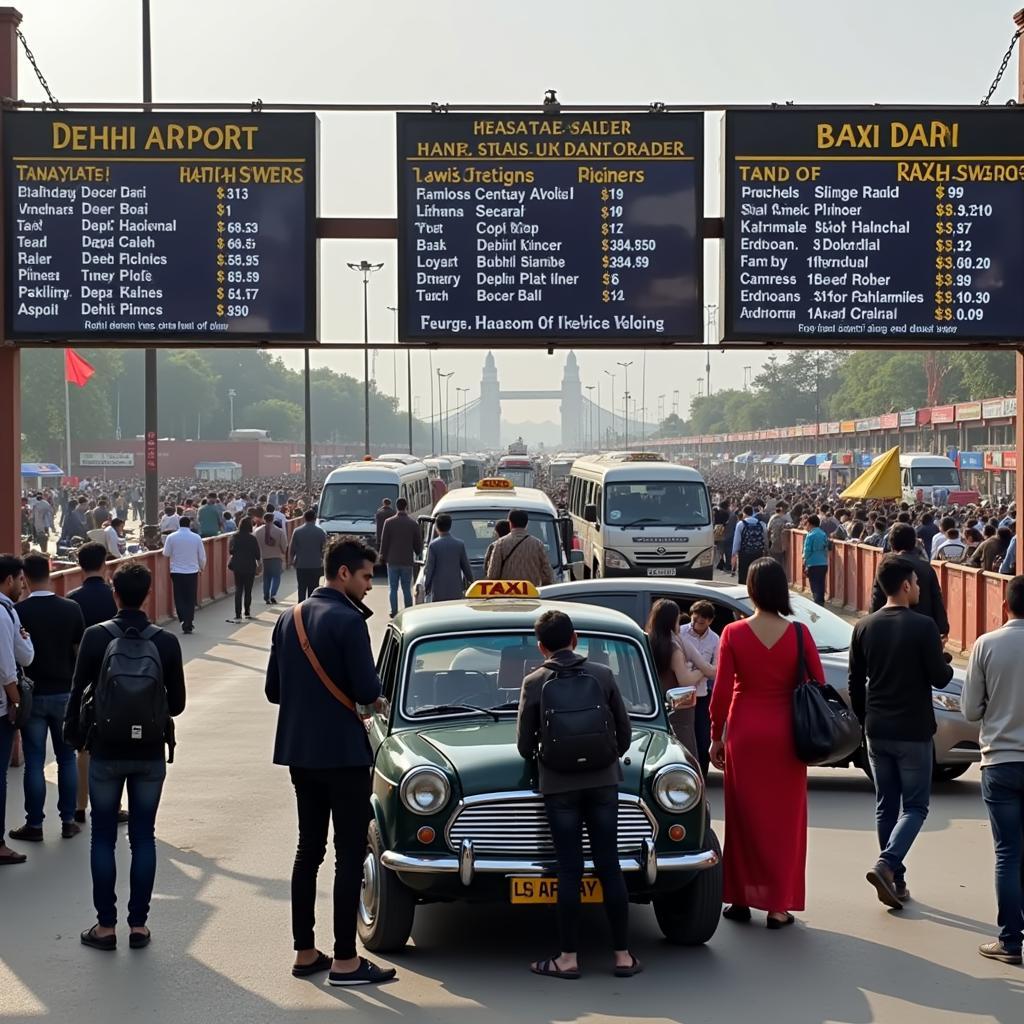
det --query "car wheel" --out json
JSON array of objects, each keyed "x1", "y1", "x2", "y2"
[
  {"x1": 356, "y1": 820, "x2": 416, "y2": 953},
  {"x1": 932, "y1": 763, "x2": 971, "y2": 782},
  {"x1": 653, "y1": 828, "x2": 722, "y2": 945}
]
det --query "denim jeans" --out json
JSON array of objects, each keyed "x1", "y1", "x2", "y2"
[
  {"x1": 806, "y1": 564, "x2": 828, "y2": 606},
  {"x1": 543, "y1": 785, "x2": 630, "y2": 954},
  {"x1": 21, "y1": 692, "x2": 77, "y2": 827},
  {"x1": 0, "y1": 716, "x2": 15, "y2": 838},
  {"x1": 981, "y1": 761, "x2": 1024, "y2": 953},
  {"x1": 89, "y1": 757, "x2": 166, "y2": 928},
  {"x1": 387, "y1": 566, "x2": 413, "y2": 616},
  {"x1": 867, "y1": 737, "x2": 933, "y2": 883},
  {"x1": 263, "y1": 558, "x2": 283, "y2": 601}
]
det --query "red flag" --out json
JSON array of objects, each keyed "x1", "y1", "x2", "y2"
[{"x1": 65, "y1": 349, "x2": 95, "y2": 388}]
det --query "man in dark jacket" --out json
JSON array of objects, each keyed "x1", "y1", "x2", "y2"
[
  {"x1": 379, "y1": 497, "x2": 422, "y2": 618},
  {"x1": 374, "y1": 498, "x2": 395, "y2": 550},
  {"x1": 869, "y1": 523, "x2": 950, "y2": 637},
  {"x1": 850, "y1": 556, "x2": 953, "y2": 910},
  {"x1": 288, "y1": 508, "x2": 327, "y2": 602},
  {"x1": 423, "y1": 514, "x2": 473, "y2": 602},
  {"x1": 516, "y1": 610, "x2": 637, "y2": 979},
  {"x1": 265, "y1": 536, "x2": 396, "y2": 987}
]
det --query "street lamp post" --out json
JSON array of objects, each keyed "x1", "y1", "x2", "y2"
[
  {"x1": 437, "y1": 369, "x2": 453, "y2": 453},
  {"x1": 617, "y1": 360, "x2": 633, "y2": 449},
  {"x1": 444, "y1": 375, "x2": 454, "y2": 454},
  {"x1": 743, "y1": 365, "x2": 752, "y2": 390},
  {"x1": 603, "y1": 370, "x2": 616, "y2": 448},
  {"x1": 347, "y1": 260, "x2": 384, "y2": 456},
  {"x1": 697, "y1": 377, "x2": 704, "y2": 398},
  {"x1": 456, "y1": 387, "x2": 469, "y2": 451},
  {"x1": 585, "y1": 385, "x2": 596, "y2": 450},
  {"x1": 227, "y1": 388, "x2": 236, "y2": 433},
  {"x1": 387, "y1": 304, "x2": 412, "y2": 454}
]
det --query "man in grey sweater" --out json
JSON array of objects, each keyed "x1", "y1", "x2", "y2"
[
  {"x1": 288, "y1": 509, "x2": 327, "y2": 601},
  {"x1": 964, "y1": 574, "x2": 1024, "y2": 965}
]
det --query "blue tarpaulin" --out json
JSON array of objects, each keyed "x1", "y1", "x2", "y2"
[{"x1": 21, "y1": 463, "x2": 63, "y2": 476}]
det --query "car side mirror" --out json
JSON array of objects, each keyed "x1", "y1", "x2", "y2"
[
  {"x1": 569, "y1": 550, "x2": 584, "y2": 565},
  {"x1": 584, "y1": 504, "x2": 598, "y2": 524},
  {"x1": 665, "y1": 686, "x2": 697, "y2": 711}
]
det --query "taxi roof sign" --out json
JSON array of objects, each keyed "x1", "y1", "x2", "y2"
[
  {"x1": 465, "y1": 580, "x2": 539, "y2": 599},
  {"x1": 476, "y1": 477, "x2": 515, "y2": 491}
]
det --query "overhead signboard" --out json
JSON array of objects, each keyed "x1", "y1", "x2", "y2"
[
  {"x1": 397, "y1": 112, "x2": 703, "y2": 344},
  {"x1": 723, "y1": 108, "x2": 1024, "y2": 343},
  {"x1": 4, "y1": 112, "x2": 318, "y2": 343},
  {"x1": 79, "y1": 451, "x2": 134, "y2": 467}
]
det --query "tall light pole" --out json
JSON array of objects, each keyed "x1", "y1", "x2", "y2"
[
  {"x1": 672, "y1": 389, "x2": 680, "y2": 416},
  {"x1": 444, "y1": 374, "x2": 455, "y2": 454},
  {"x1": 697, "y1": 377, "x2": 704, "y2": 398},
  {"x1": 743, "y1": 365, "x2": 752, "y2": 390},
  {"x1": 603, "y1": 370, "x2": 616, "y2": 448},
  {"x1": 596, "y1": 380, "x2": 602, "y2": 451},
  {"x1": 658, "y1": 393, "x2": 666, "y2": 423},
  {"x1": 703, "y1": 304, "x2": 718, "y2": 397},
  {"x1": 387, "y1": 304, "x2": 412, "y2": 454},
  {"x1": 437, "y1": 369, "x2": 453, "y2": 453},
  {"x1": 347, "y1": 260, "x2": 384, "y2": 455},
  {"x1": 456, "y1": 387, "x2": 469, "y2": 451},
  {"x1": 617, "y1": 360, "x2": 633, "y2": 449},
  {"x1": 585, "y1": 385, "x2": 596, "y2": 450},
  {"x1": 227, "y1": 388, "x2": 237, "y2": 433}
]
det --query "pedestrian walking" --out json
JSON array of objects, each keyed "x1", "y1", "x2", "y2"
[
  {"x1": 379, "y1": 497, "x2": 422, "y2": 618},
  {"x1": 7, "y1": 554, "x2": 84, "y2": 844},
  {"x1": 30, "y1": 493, "x2": 53, "y2": 552},
  {"x1": 963, "y1": 575, "x2": 1024, "y2": 964},
  {"x1": 767, "y1": 501, "x2": 792, "y2": 570},
  {"x1": 516, "y1": 609, "x2": 638, "y2": 978},
  {"x1": 849, "y1": 555, "x2": 953, "y2": 909},
  {"x1": 802, "y1": 514, "x2": 829, "y2": 606},
  {"x1": 680, "y1": 599, "x2": 719, "y2": 778},
  {"x1": 710, "y1": 557, "x2": 825, "y2": 928},
  {"x1": 869, "y1": 524, "x2": 949, "y2": 639},
  {"x1": 422, "y1": 513, "x2": 473, "y2": 602},
  {"x1": 162, "y1": 516, "x2": 207, "y2": 634},
  {"x1": 485, "y1": 509, "x2": 554, "y2": 586},
  {"x1": 0, "y1": 555, "x2": 33, "y2": 866},
  {"x1": 731, "y1": 505, "x2": 767, "y2": 586},
  {"x1": 66, "y1": 562, "x2": 186, "y2": 950},
  {"x1": 713, "y1": 500, "x2": 731, "y2": 571},
  {"x1": 375, "y1": 498, "x2": 395, "y2": 551},
  {"x1": 289, "y1": 509, "x2": 327, "y2": 602},
  {"x1": 227, "y1": 516, "x2": 261, "y2": 622},
  {"x1": 645, "y1": 600, "x2": 703, "y2": 759},
  {"x1": 265, "y1": 537, "x2": 396, "y2": 986},
  {"x1": 255, "y1": 511, "x2": 287, "y2": 605}
]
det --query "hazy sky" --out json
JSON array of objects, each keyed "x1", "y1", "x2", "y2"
[{"x1": 12, "y1": 0, "x2": 1020, "y2": 425}]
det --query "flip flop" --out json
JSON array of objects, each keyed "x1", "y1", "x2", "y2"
[
  {"x1": 292, "y1": 951, "x2": 331, "y2": 977},
  {"x1": 614, "y1": 954, "x2": 643, "y2": 978},
  {"x1": 530, "y1": 957, "x2": 581, "y2": 980}
]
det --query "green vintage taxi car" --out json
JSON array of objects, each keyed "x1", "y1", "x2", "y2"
[{"x1": 357, "y1": 580, "x2": 722, "y2": 952}]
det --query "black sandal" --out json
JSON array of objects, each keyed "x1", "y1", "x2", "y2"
[
  {"x1": 766, "y1": 912, "x2": 795, "y2": 930},
  {"x1": 614, "y1": 954, "x2": 643, "y2": 977},
  {"x1": 81, "y1": 925, "x2": 116, "y2": 951},
  {"x1": 723, "y1": 904, "x2": 752, "y2": 922},
  {"x1": 530, "y1": 957, "x2": 581, "y2": 980},
  {"x1": 292, "y1": 951, "x2": 331, "y2": 977}
]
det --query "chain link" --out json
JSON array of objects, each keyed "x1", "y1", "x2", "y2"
[
  {"x1": 16, "y1": 28, "x2": 60, "y2": 109},
  {"x1": 981, "y1": 28, "x2": 1021, "y2": 105}
]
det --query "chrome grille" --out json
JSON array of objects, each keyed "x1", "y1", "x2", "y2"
[
  {"x1": 447, "y1": 795, "x2": 655, "y2": 856},
  {"x1": 633, "y1": 550, "x2": 688, "y2": 564}
]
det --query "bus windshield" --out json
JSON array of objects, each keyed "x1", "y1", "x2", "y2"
[
  {"x1": 605, "y1": 481, "x2": 710, "y2": 528},
  {"x1": 318, "y1": 482, "x2": 397, "y2": 521},
  {"x1": 498, "y1": 468, "x2": 535, "y2": 488},
  {"x1": 446, "y1": 512, "x2": 562, "y2": 568},
  {"x1": 910, "y1": 467, "x2": 960, "y2": 487}
]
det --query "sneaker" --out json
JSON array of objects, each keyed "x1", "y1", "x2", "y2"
[
  {"x1": 270, "y1": 597, "x2": 278, "y2": 604},
  {"x1": 8, "y1": 825, "x2": 43, "y2": 843},
  {"x1": 866, "y1": 861, "x2": 903, "y2": 910},
  {"x1": 978, "y1": 941, "x2": 1022, "y2": 965},
  {"x1": 327, "y1": 958, "x2": 397, "y2": 987},
  {"x1": 61, "y1": 821, "x2": 81, "y2": 839}
]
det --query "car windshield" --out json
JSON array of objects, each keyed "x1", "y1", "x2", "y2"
[
  {"x1": 403, "y1": 632, "x2": 657, "y2": 717},
  {"x1": 738, "y1": 592, "x2": 852, "y2": 652},
  {"x1": 446, "y1": 513, "x2": 562, "y2": 567},
  {"x1": 318, "y1": 482, "x2": 397, "y2": 521},
  {"x1": 605, "y1": 481, "x2": 710, "y2": 528},
  {"x1": 499, "y1": 468, "x2": 534, "y2": 488},
  {"x1": 910, "y1": 467, "x2": 960, "y2": 487}
]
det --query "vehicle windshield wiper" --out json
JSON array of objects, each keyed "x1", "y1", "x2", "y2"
[
  {"x1": 618, "y1": 517, "x2": 662, "y2": 527},
  {"x1": 411, "y1": 704, "x2": 500, "y2": 721},
  {"x1": 489, "y1": 701, "x2": 521, "y2": 711},
  {"x1": 816, "y1": 645, "x2": 848, "y2": 654}
]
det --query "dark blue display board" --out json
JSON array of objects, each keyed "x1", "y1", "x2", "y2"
[
  {"x1": 724, "y1": 108, "x2": 1024, "y2": 343},
  {"x1": 397, "y1": 112, "x2": 702, "y2": 343},
  {"x1": 4, "y1": 112, "x2": 317, "y2": 342}
]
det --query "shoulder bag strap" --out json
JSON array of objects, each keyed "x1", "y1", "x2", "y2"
[
  {"x1": 494, "y1": 534, "x2": 528, "y2": 577},
  {"x1": 291, "y1": 603, "x2": 356, "y2": 714},
  {"x1": 793, "y1": 621, "x2": 808, "y2": 687}
]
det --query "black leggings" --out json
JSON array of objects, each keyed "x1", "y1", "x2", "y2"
[
  {"x1": 543, "y1": 785, "x2": 629, "y2": 954},
  {"x1": 233, "y1": 570, "x2": 255, "y2": 618}
]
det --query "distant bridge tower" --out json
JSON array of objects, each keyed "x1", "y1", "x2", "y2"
[
  {"x1": 479, "y1": 351, "x2": 501, "y2": 449},
  {"x1": 560, "y1": 351, "x2": 582, "y2": 449}
]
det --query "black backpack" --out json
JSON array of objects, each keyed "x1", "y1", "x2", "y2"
[
  {"x1": 739, "y1": 520, "x2": 765, "y2": 556},
  {"x1": 538, "y1": 667, "x2": 619, "y2": 773},
  {"x1": 84, "y1": 623, "x2": 169, "y2": 752}
]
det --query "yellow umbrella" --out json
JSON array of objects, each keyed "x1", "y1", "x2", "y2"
[{"x1": 840, "y1": 445, "x2": 901, "y2": 501}]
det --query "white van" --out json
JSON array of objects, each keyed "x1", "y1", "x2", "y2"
[
  {"x1": 568, "y1": 453, "x2": 715, "y2": 580},
  {"x1": 317, "y1": 461, "x2": 432, "y2": 543},
  {"x1": 899, "y1": 453, "x2": 976, "y2": 505},
  {"x1": 414, "y1": 477, "x2": 579, "y2": 600}
]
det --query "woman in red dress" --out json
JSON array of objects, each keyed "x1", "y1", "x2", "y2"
[{"x1": 709, "y1": 557, "x2": 825, "y2": 928}]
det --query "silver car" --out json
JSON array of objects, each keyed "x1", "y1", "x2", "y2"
[{"x1": 540, "y1": 579, "x2": 981, "y2": 782}]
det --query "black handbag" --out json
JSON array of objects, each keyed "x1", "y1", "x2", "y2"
[{"x1": 791, "y1": 623, "x2": 862, "y2": 766}]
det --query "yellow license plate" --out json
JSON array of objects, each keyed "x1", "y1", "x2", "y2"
[{"x1": 509, "y1": 877, "x2": 603, "y2": 904}]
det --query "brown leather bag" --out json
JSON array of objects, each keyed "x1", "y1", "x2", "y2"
[{"x1": 291, "y1": 603, "x2": 358, "y2": 714}]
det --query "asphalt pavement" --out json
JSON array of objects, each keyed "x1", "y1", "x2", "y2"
[{"x1": 0, "y1": 572, "x2": 1019, "y2": 1024}]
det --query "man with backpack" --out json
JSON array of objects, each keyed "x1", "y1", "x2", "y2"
[
  {"x1": 515, "y1": 610, "x2": 638, "y2": 979},
  {"x1": 731, "y1": 504, "x2": 767, "y2": 586},
  {"x1": 65, "y1": 563, "x2": 186, "y2": 951}
]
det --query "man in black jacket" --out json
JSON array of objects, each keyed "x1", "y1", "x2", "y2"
[
  {"x1": 869, "y1": 523, "x2": 950, "y2": 638},
  {"x1": 850, "y1": 556, "x2": 953, "y2": 910},
  {"x1": 265, "y1": 536, "x2": 396, "y2": 987},
  {"x1": 516, "y1": 610, "x2": 638, "y2": 979},
  {"x1": 67, "y1": 562, "x2": 186, "y2": 951},
  {"x1": 379, "y1": 498, "x2": 422, "y2": 618}
]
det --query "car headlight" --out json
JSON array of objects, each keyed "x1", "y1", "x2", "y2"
[
  {"x1": 399, "y1": 767, "x2": 451, "y2": 816},
  {"x1": 693, "y1": 547, "x2": 715, "y2": 568},
  {"x1": 933, "y1": 691, "x2": 961, "y2": 713},
  {"x1": 652, "y1": 764, "x2": 703, "y2": 813},
  {"x1": 604, "y1": 549, "x2": 630, "y2": 570}
]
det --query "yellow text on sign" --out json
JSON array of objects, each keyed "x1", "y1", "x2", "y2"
[{"x1": 509, "y1": 877, "x2": 604, "y2": 904}]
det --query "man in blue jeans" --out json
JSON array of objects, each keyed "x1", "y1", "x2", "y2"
[
  {"x1": 964, "y1": 575, "x2": 1024, "y2": 964},
  {"x1": 378, "y1": 497, "x2": 421, "y2": 618},
  {"x1": 849, "y1": 556, "x2": 953, "y2": 909},
  {"x1": 7, "y1": 554, "x2": 85, "y2": 843},
  {"x1": 65, "y1": 563, "x2": 186, "y2": 950}
]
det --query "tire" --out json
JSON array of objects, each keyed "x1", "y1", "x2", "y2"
[
  {"x1": 356, "y1": 820, "x2": 416, "y2": 953},
  {"x1": 653, "y1": 827, "x2": 723, "y2": 946},
  {"x1": 932, "y1": 763, "x2": 970, "y2": 782}
]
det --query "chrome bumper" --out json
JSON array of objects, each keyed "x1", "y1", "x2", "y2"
[{"x1": 381, "y1": 838, "x2": 720, "y2": 887}]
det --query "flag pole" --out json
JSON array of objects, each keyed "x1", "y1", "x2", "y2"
[{"x1": 64, "y1": 353, "x2": 72, "y2": 480}]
